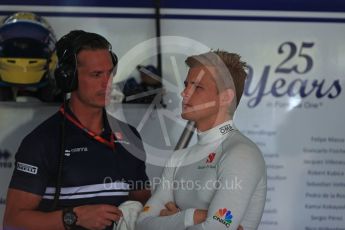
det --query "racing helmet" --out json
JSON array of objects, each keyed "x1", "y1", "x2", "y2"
[{"x1": 0, "y1": 12, "x2": 57, "y2": 87}]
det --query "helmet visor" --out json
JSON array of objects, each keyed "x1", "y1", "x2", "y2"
[{"x1": 0, "y1": 38, "x2": 51, "y2": 58}]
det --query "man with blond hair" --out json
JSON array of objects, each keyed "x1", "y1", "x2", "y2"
[{"x1": 136, "y1": 50, "x2": 267, "y2": 230}]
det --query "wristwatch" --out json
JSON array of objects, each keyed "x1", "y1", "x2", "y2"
[{"x1": 62, "y1": 207, "x2": 78, "y2": 229}]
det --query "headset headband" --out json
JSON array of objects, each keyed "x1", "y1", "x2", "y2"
[{"x1": 54, "y1": 30, "x2": 117, "y2": 93}]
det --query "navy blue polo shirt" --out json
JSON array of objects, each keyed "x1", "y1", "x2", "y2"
[{"x1": 9, "y1": 106, "x2": 149, "y2": 218}]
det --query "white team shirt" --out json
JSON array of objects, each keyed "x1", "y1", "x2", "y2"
[{"x1": 136, "y1": 120, "x2": 267, "y2": 230}]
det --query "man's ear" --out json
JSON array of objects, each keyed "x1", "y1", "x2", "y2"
[{"x1": 220, "y1": 89, "x2": 235, "y2": 106}]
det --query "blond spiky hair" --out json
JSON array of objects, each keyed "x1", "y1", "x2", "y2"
[{"x1": 185, "y1": 49, "x2": 247, "y2": 107}]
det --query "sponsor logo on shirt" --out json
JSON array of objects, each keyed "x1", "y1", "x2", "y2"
[
  {"x1": 197, "y1": 165, "x2": 216, "y2": 169},
  {"x1": 198, "y1": 153, "x2": 216, "y2": 169},
  {"x1": 64, "y1": 147, "x2": 88, "y2": 156},
  {"x1": 219, "y1": 124, "x2": 234, "y2": 135},
  {"x1": 213, "y1": 208, "x2": 233, "y2": 228},
  {"x1": 142, "y1": 206, "x2": 150, "y2": 212},
  {"x1": 115, "y1": 132, "x2": 123, "y2": 140},
  {"x1": 114, "y1": 132, "x2": 130, "y2": 145},
  {"x1": 206, "y1": 153, "x2": 216, "y2": 163},
  {"x1": 16, "y1": 162, "x2": 38, "y2": 175}
]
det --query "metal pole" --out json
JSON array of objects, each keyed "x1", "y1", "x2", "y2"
[
  {"x1": 174, "y1": 121, "x2": 196, "y2": 150},
  {"x1": 154, "y1": 0, "x2": 162, "y2": 78},
  {"x1": 154, "y1": 0, "x2": 166, "y2": 107},
  {"x1": 154, "y1": 0, "x2": 193, "y2": 149}
]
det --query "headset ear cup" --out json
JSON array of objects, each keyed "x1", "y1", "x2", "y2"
[
  {"x1": 54, "y1": 65, "x2": 77, "y2": 93},
  {"x1": 54, "y1": 67, "x2": 67, "y2": 93},
  {"x1": 110, "y1": 51, "x2": 118, "y2": 65},
  {"x1": 54, "y1": 45, "x2": 78, "y2": 93},
  {"x1": 110, "y1": 51, "x2": 118, "y2": 73}
]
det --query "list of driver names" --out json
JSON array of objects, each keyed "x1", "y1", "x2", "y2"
[
  {"x1": 303, "y1": 136, "x2": 345, "y2": 230},
  {"x1": 242, "y1": 129, "x2": 283, "y2": 228}
]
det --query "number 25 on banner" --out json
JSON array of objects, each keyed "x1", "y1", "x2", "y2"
[
  {"x1": 275, "y1": 42, "x2": 314, "y2": 74},
  {"x1": 244, "y1": 41, "x2": 342, "y2": 108}
]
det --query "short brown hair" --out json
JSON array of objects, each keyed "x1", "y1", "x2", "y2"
[{"x1": 185, "y1": 50, "x2": 247, "y2": 107}]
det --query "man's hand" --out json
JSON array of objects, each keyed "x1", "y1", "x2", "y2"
[
  {"x1": 193, "y1": 209, "x2": 207, "y2": 224},
  {"x1": 159, "y1": 202, "x2": 180, "y2": 216},
  {"x1": 74, "y1": 204, "x2": 122, "y2": 230}
]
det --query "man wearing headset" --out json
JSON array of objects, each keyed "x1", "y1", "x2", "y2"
[{"x1": 4, "y1": 30, "x2": 150, "y2": 230}]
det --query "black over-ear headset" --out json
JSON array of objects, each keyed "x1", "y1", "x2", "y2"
[{"x1": 54, "y1": 30, "x2": 118, "y2": 93}]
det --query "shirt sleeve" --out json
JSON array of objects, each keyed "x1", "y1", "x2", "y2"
[
  {"x1": 187, "y1": 142, "x2": 266, "y2": 230},
  {"x1": 135, "y1": 153, "x2": 190, "y2": 230},
  {"x1": 9, "y1": 133, "x2": 50, "y2": 196}
]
